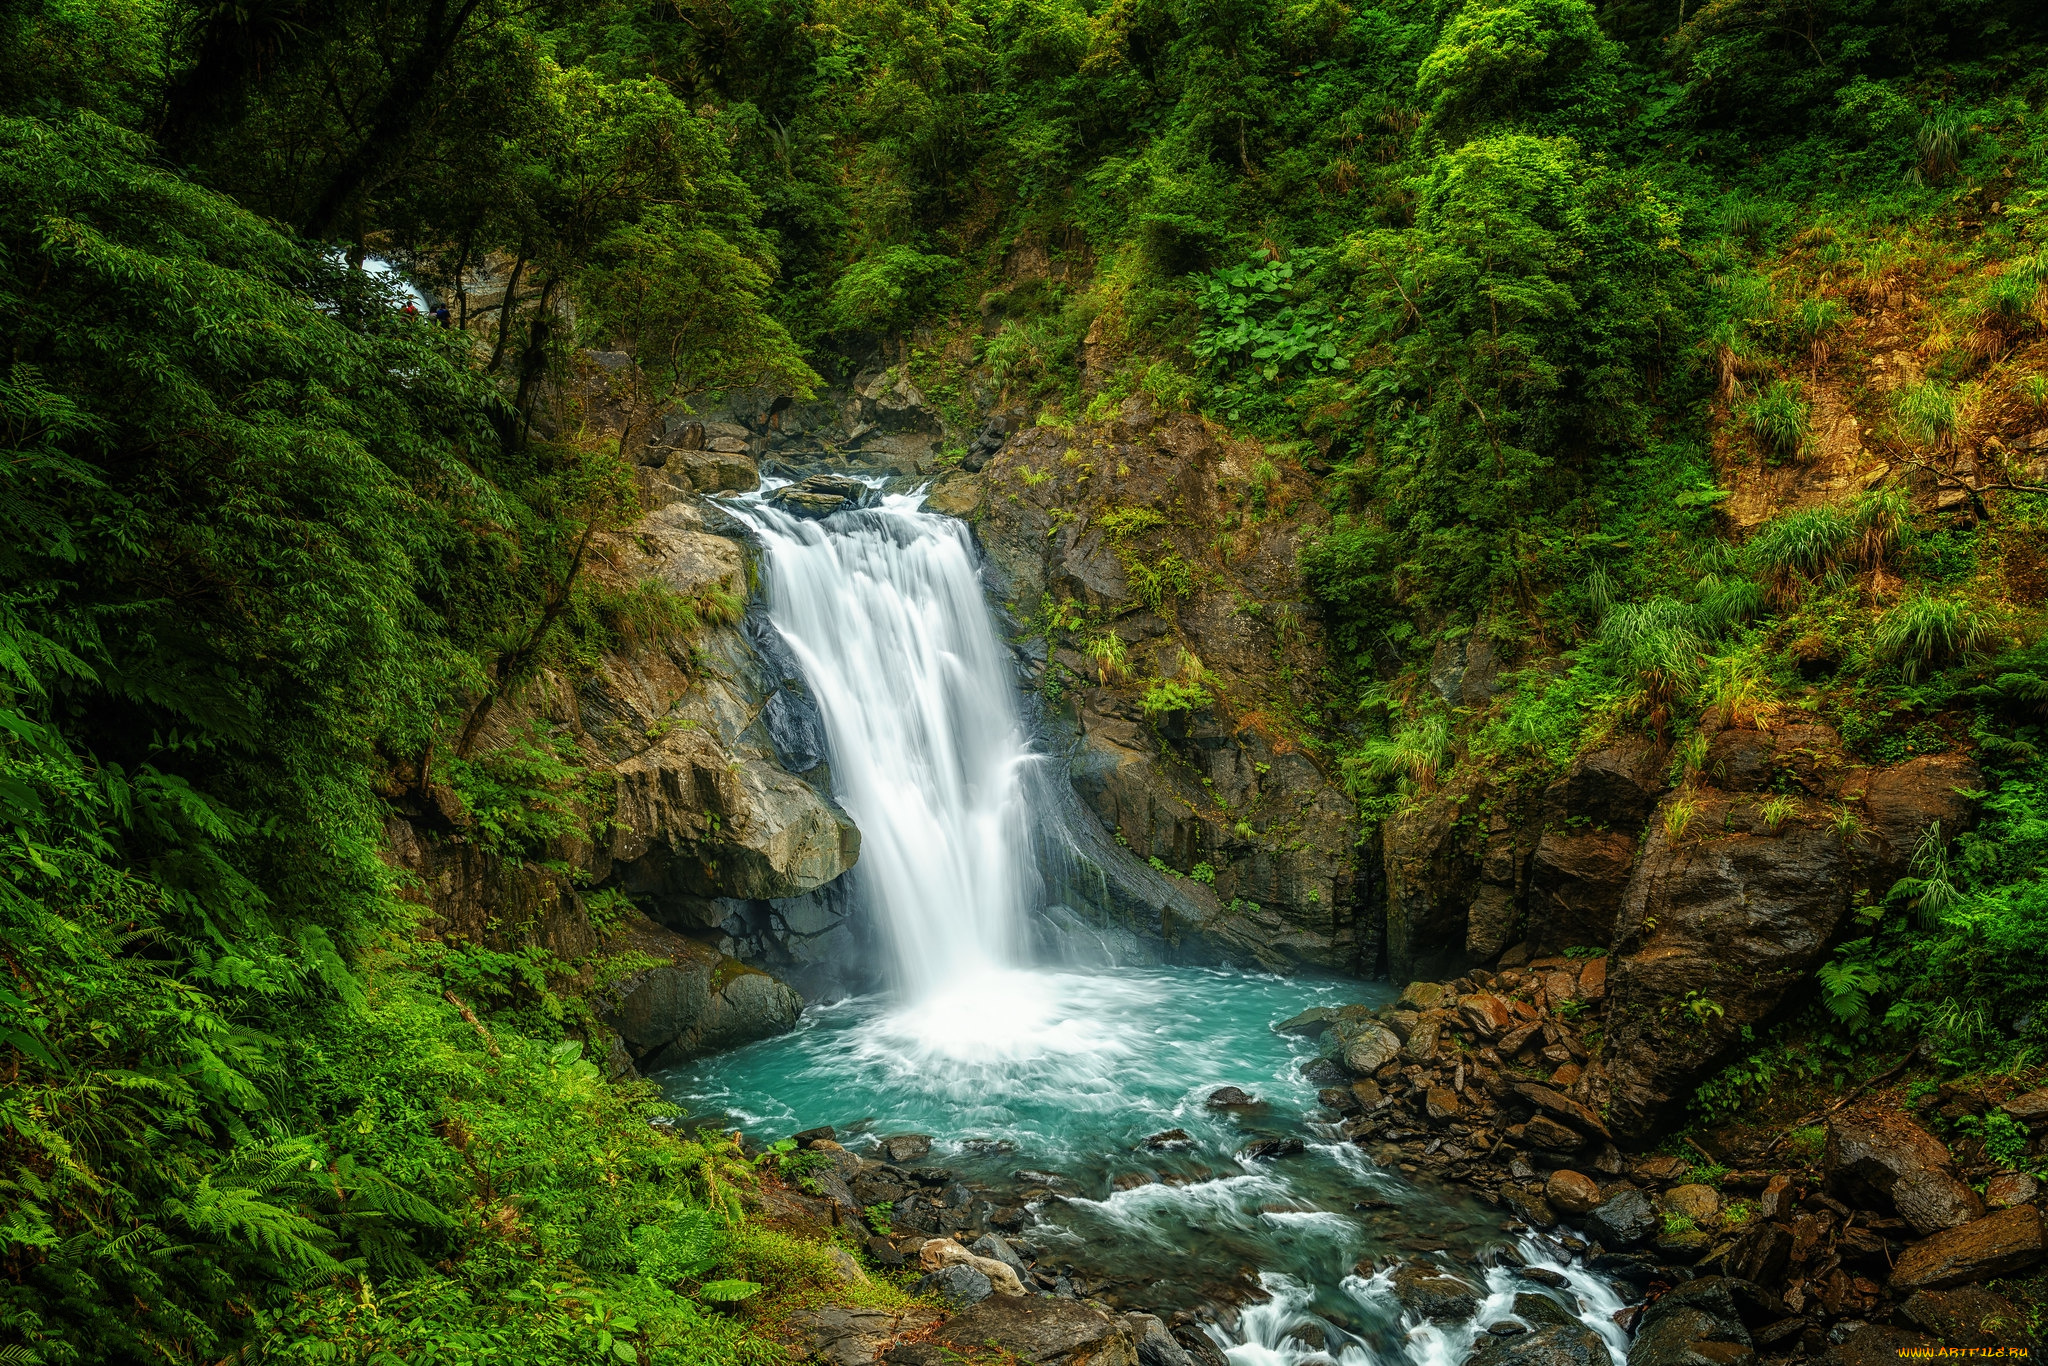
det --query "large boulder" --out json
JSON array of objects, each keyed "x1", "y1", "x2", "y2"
[
  {"x1": 1470, "y1": 1323, "x2": 1612, "y2": 1366},
  {"x1": 934, "y1": 1296, "x2": 1139, "y2": 1366},
  {"x1": 1888, "y1": 1206, "x2": 2045, "y2": 1292},
  {"x1": 598, "y1": 916, "x2": 802, "y2": 1072},
  {"x1": 1334, "y1": 1020, "x2": 1403, "y2": 1076},
  {"x1": 1585, "y1": 1188, "x2": 1659, "y2": 1247},
  {"x1": 1897, "y1": 1287, "x2": 2028, "y2": 1346},
  {"x1": 790, "y1": 1307, "x2": 941, "y2": 1366},
  {"x1": 1627, "y1": 1277, "x2": 1754, "y2": 1366},
  {"x1": 1599, "y1": 747, "x2": 1976, "y2": 1139},
  {"x1": 766, "y1": 472, "x2": 879, "y2": 519},
  {"x1": 1599, "y1": 796, "x2": 1855, "y2": 1139},
  {"x1": 1825, "y1": 1110, "x2": 1984, "y2": 1235},
  {"x1": 610, "y1": 728, "x2": 860, "y2": 901},
  {"x1": 917, "y1": 1263, "x2": 994, "y2": 1306},
  {"x1": 1860, "y1": 754, "x2": 1982, "y2": 884}
]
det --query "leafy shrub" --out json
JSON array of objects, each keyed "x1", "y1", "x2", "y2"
[
  {"x1": 1141, "y1": 677, "x2": 1213, "y2": 717},
  {"x1": 827, "y1": 246, "x2": 956, "y2": 335},
  {"x1": 1191, "y1": 256, "x2": 1341, "y2": 381}
]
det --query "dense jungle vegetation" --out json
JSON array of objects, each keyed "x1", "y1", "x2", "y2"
[{"x1": 4, "y1": 0, "x2": 2048, "y2": 1358}]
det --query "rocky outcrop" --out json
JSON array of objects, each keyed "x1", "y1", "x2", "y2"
[
  {"x1": 1598, "y1": 736, "x2": 1979, "y2": 1139},
  {"x1": 941, "y1": 394, "x2": 1367, "y2": 972},
  {"x1": 598, "y1": 914, "x2": 803, "y2": 1072}
]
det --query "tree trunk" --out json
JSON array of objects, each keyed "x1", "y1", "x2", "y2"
[
  {"x1": 509, "y1": 274, "x2": 559, "y2": 446},
  {"x1": 485, "y1": 254, "x2": 526, "y2": 372}
]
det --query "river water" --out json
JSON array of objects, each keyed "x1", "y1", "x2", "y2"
[{"x1": 665, "y1": 482, "x2": 1630, "y2": 1366}]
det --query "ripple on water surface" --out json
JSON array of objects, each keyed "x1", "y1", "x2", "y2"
[{"x1": 659, "y1": 964, "x2": 1625, "y2": 1348}]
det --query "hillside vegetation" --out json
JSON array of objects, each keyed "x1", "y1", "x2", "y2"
[{"x1": 4, "y1": 0, "x2": 2048, "y2": 1359}]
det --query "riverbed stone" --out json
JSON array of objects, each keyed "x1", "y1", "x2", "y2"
[
  {"x1": 1514, "y1": 1294, "x2": 1581, "y2": 1331},
  {"x1": 1207, "y1": 1086, "x2": 1257, "y2": 1108},
  {"x1": 1400, "y1": 981, "x2": 1449, "y2": 1011},
  {"x1": 1888, "y1": 1205, "x2": 2045, "y2": 1291},
  {"x1": 1983, "y1": 1172, "x2": 2038, "y2": 1209},
  {"x1": 1627, "y1": 1277, "x2": 1754, "y2": 1366},
  {"x1": 1390, "y1": 1263, "x2": 1483, "y2": 1323},
  {"x1": 917, "y1": 1263, "x2": 993, "y2": 1306},
  {"x1": 1663, "y1": 1184, "x2": 1722, "y2": 1227},
  {"x1": 1341, "y1": 1023, "x2": 1403, "y2": 1075},
  {"x1": 791, "y1": 1306, "x2": 942, "y2": 1366},
  {"x1": 935, "y1": 1295, "x2": 1139, "y2": 1366},
  {"x1": 880, "y1": 1134, "x2": 934, "y2": 1164},
  {"x1": 1825, "y1": 1110, "x2": 1984, "y2": 1235},
  {"x1": 1471, "y1": 1322, "x2": 1612, "y2": 1366},
  {"x1": 1898, "y1": 1287, "x2": 2027, "y2": 1346},
  {"x1": 1546, "y1": 1170, "x2": 1603, "y2": 1216},
  {"x1": 1586, "y1": 1188, "x2": 1659, "y2": 1247}
]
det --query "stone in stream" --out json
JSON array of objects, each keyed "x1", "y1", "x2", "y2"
[
  {"x1": 1469, "y1": 1322, "x2": 1611, "y2": 1366},
  {"x1": 1584, "y1": 1188, "x2": 1658, "y2": 1247},
  {"x1": 1388, "y1": 1262, "x2": 1483, "y2": 1323},
  {"x1": 1825, "y1": 1110, "x2": 1984, "y2": 1235},
  {"x1": 878, "y1": 1133, "x2": 933, "y2": 1164},
  {"x1": 1206, "y1": 1086, "x2": 1257, "y2": 1108},
  {"x1": 1662, "y1": 1184, "x2": 1721, "y2": 1226},
  {"x1": 1142, "y1": 1128, "x2": 1193, "y2": 1150},
  {"x1": 1275, "y1": 1007, "x2": 1340, "y2": 1037},
  {"x1": 1513, "y1": 1293, "x2": 1581, "y2": 1331},
  {"x1": 1513, "y1": 1266, "x2": 1572, "y2": 1290},
  {"x1": 767, "y1": 472, "x2": 878, "y2": 518},
  {"x1": 1237, "y1": 1137, "x2": 1306, "y2": 1160}
]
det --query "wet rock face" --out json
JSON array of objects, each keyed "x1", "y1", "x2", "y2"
[
  {"x1": 1824, "y1": 1111, "x2": 1984, "y2": 1236},
  {"x1": 1598, "y1": 802, "x2": 1855, "y2": 1140},
  {"x1": 597, "y1": 916, "x2": 802, "y2": 1071},
  {"x1": 959, "y1": 395, "x2": 1364, "y2": 973},
  {"x1": 1600, "y1": 743, "x2": 1978, "y2": 1139},
  {"x1": 767, "y1": 472, "x2": 880, "y2": 519}
]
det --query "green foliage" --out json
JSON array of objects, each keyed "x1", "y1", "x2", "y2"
[
  {"x1": 1141, "y1": 677, "x2": 1214, "y2": 718},
  {"x1": 1192, "y1": 256, "x2": 1341, "y2": 383},
  {"x1": 1875, "y1": 593, "x2": 1997, "y2": 683},
  {"x1": 1739, "y1": 379, "x2": 1810, "y2": 461},
  {"x1": 828, "y1": 246, "x2": 957, "y2": 336},
  {"x1": 1895, "y1": 381, "x2": 1962, "y2": 450}
]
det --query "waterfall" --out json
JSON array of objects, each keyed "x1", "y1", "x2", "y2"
[{"x1": 730, "y1": 483, "x2": 1040, "y2": 1005}]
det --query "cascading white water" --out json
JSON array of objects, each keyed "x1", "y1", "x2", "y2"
[{"x1": 731, "y1": 482, "x2": 1040, "y2": 1009}]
